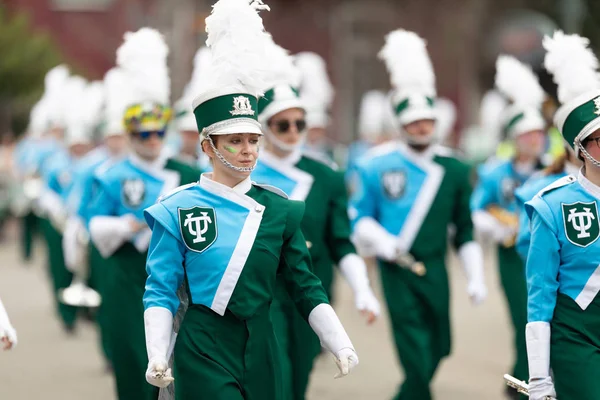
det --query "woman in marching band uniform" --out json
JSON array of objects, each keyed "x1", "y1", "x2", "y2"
[
  {"x1": 142, "y1": 1, "x2": 358, "y2": 399},
  {"x1": 525, "y1": 31, "x2": 600, "y2": 399}
]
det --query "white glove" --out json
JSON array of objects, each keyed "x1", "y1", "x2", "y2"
[
  {"x1": 1, "y1": 324, "x2": 17, "y2": 350},
  {"x1": 89, "y1": 214, "x2": 138, "y2": 258},
  {"x1": 338, "y1": 254, "x2": 381, "y2": 321},
  {"x1": 458, "y1": 242, "x2": 487, "y2": 305},
  {"x1": 145, "y1": 357, "x2": 174, "y2": 388},
  {"x1": 333, "y1": 347, "x2": 359, "y2": 379},
  {"x1": 353, "y1": 217, "x2": 400, "y2": 262},
  {"x1": 528, "y1": 377, "x2": 556, "y2": 400},
  {"x1": 308, "y1": 304, "x2": 358, "y2": 378},
  {"x1": 472, "y1": 210, "x2": 515, "y2": 244},
  {"x1": 144, "y1": 307, "x2": 175, "y2": 387}
]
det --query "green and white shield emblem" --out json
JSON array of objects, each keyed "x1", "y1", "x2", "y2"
[
  {"x1": 178, "y1": 207, "x2": 218, "y2": 253},
  {"x1": 562, "y1": 201, "x2": 600, "y2": 247},
  {"x1": 122, "y1": 178, "x2": 146, "y2": 208}
]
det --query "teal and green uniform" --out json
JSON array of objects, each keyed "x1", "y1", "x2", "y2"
[
  {"x1": 87, "y1": 155, "x2": 199, "y2": 400},
  {"x1": 526, "y1": 173, "x2": 600, "y2": 399},
  {"x1": 349, "y1": 142, "x2": 475, "y2": 400},
  {"x1": 471, "y1": 159, "x2": 542, "y2": 388},
  {"x1": 252, "y1": 149, "x2": 356, "y2": 399},
  {"x1": 143, "y1": 174, "x2": 329, "y2": 400}
]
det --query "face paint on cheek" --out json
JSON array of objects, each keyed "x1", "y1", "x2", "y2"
[{"x1": 224, "y1": 146, "x2": 238, "y2": 154}]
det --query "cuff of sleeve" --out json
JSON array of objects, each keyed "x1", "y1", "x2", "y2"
[
  {"x1": 526, "y1": 321, "x2": 551, "y2": 379},
  {"x1": 308, "y1": 303, "x2": 354, "y2": 355}
]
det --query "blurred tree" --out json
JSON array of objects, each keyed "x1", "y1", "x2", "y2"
[{"x1": 0, "y1": 6, "x2": 63, "y2": 137}]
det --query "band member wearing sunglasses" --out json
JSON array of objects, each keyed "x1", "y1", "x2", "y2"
[
  {"x1": 84, "y1": 29, "x2": 200, "y2": 400},
  {"x1": 350, "y1": 30, "x2": 486, "y2": 400},
  {"x1": 251, "y1": 38, "x2": 379, "y2": 400},
  {"x1": 142, "y1": 2, "x2": 357, "y2": 398},
  {"x1": 471, "y1": 56, "x2": 547, "y2": 398}
]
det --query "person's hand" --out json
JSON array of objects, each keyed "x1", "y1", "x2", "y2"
[
  {"x1": 333, "y1": 348, "x2": 359, "y2": 379},
  {"x1": 0, "y1": 325, "x2": 17, "y2": 350},
  {"x1": 354, "y1": 289, "x2": 380, "y2": 325},
  {"x1": 145, "y1": 357, "x2": 174, "y2": 388},
  {"x1": 528, "y1": 376, "x2": 556, "y2": 400},
  {"x1": 467, "y1": 279, "x2": 487, "y2": 306}
]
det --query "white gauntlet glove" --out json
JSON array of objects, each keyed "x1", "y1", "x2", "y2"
[
  {"x1": 527, "y1": 322, "x2": 556, "y2": 400},
  {"x1": 0, "y1": 297, "x2": 17, "y2": 350},
  {"x1": 339, "y1": 254, "x2": 380, "y2": 323},
  {"x1": 308, "y1": 304, "x2": 359, "y2": 378},
  {"x1": 458, "y1": 242, "x2": 487, "y2": 305},
  {"x1": 352, "y1": 217, "x2": 400, "y2": 262},
  {"x1": 144, "y1": 307, "x2": 175, "y2": 388}
]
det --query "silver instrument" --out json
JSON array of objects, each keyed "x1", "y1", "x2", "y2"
[
  {"x1": 504, "y1": 374, "x2": 556, "y2": 399},
  {"x1": 396, "y1": 252, "x2": 426, "y2": 276}
]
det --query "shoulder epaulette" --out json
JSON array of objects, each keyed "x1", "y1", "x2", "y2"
[
  {"x1": 251, "y1": 182, "x2": 288, "y2": 199},
  {"x1": 536, "y1": 175, "x2": 576, "y2": 198},
  {"x1": 157, "y1": 182, "x2": 198, "y2": 203}
]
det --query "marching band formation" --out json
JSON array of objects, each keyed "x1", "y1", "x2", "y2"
[{"x1": 2, "y1": 0, "x2": 600, "y2": 399}]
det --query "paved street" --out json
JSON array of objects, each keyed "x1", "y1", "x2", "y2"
[{"x1": 0, "y1": 226, "x2": 515, "y2": 399}]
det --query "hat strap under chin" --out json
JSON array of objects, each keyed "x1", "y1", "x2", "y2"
[{"x1": 207, "y1": 136, "x2": 256, "y2": 173}]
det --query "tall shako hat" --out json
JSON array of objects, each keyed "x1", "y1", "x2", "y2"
[
  {"x1": 378, "y1": 29, "x2": 436, "y2": 127},
  {"x1": 545, "y1": 31, "x2": 600, "y2": 159},
  {"x1": 295, "y1": 52, "x2": 334, "y2": 129},
  {"x1": 494, "y1": 55, "x2": 546, "y2": 139},
  {"x1": 257, "y1": 35, "x2": 303, "y2": 125},
  {"x1": 175, "y1": 47, "x2": 212, "y2": 132},
  {"x1": 192, "y1": 0, "x2": 272, "y2": 140},
  {"x1": 117, "y1": 28, "x2": 172, "y2": 134},
  {"x1": 192, "y1": 0, "x2": 272, "y2": 173}
]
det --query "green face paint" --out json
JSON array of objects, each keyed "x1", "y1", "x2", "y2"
[{"x1": 224, "y1": 146, "x2": 238, "y2": 154}]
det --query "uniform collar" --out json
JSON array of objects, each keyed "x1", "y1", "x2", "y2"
[
  {"x1": 397, "y1": 140, "x2": 436, "y2": 160},
  {"x1": 261, "y1": 148, "x2": 302, "y2": 166},
  {"x1": 129, "y1": 152, "x2": 168, "y2": 175},
  {"x1": 200, "y1": 173, "x2": 252, "y2": 195},
  {"x1": 578, "y1": 169, "x2": 600, "y2": 200}
]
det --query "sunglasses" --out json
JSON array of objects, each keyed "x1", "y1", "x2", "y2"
[
  {"x1": 270, "y1": 119, "x2": 307, "y2": 134},
  {"x1": 133, "y1": 130, "x2": 166, "y2": 140}
]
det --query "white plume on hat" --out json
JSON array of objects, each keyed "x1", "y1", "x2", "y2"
[
  {"x1": 43, "y1": 65, "x2": 71, "y2": 129},
  {"x1": 28, "y1": 98, "x2": 50, "y2": 137},
  {"x1": 434, "y1": 97, "x2": 457, "y2": 143},
  {"x1": 378, "y1": 30, "x2": 436, "y2": 100},
  {"x1": 193, "y1": 0, "x2": 272, "y2": 106},
  {"x1": 295, "y1": 52, "x2": 334, "y2": 129},
  {"x1": 63, "y1": 76, "x2": 93, "y2": 146},
  {"x1": 544, "y1": 31, "x2": 600, "y2": 105},
  {"x1": 495, "y1": 56, "x2": 544, "y2": 108},
  {"x1": 176, "y1": 47, "x2": 213, "y2": 132},
  {"x1": 358, "y1": 90, "x2": 387, "y2": 142},
  {"x1": 116, "y1": 27, "x2": 170, "y2": 106},
  {"x1": 103, "y1": 67, "x2": 132, "y2": 136}
]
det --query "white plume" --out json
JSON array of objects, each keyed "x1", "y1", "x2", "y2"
[
  {"x1": 103, "y1": 67, "x2": 133, "y2": 134},
  {"x1": 180, "y1": 47, "x2": 212, "y2": 103},
  {"x1": 295, "y1": 51, "x2": 334, "y2": 110},
  {"x1": 81, "y1": 81, "x2": 105, "y2": 132},
  {"x1": 28, "y1": 98, "x2": 50, "y2": 136},
  {"x1": 543, "y1": 30, "x2": 600, "y2": 104},
  {"x1": 495, "y1": 55, "x2": 544, "y2": 108},
  {"x1": 358, "y1": 90, "x2": 386, "y2": 141},
  {"x1": 378, "y1": 29, "x2": 436, "y2": 98},
  {"x1": 62, "y1": 76, "x2": 91, "y2": 144},
  {"x1": 195, "y1": 0, "x2": 272, "y2": 101},
  {"x1": 262, "y1": 35, "x2": 301, "y2": 89},
  {"x1": 116, "y1": 27, "x2": 170, "y2": 105},
  {"x1": 43, "y1": 65, "x2": 71, "y2": 128}
]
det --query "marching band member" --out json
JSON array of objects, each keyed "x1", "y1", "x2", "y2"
[
  {"x1": 525, "y1": 31, "x2": 600, "y2": 400},
  {"x1": 250, "y1": 35, "x2": 379, "y2": 400},
  {"x1": 470, "y1": 55, "x2": 547, "y2": 394},
  {"x1": 142, "y1": 1, "x2": 358, "y2": 399},
  {"x1": 85, "y1": 28, "x2": 200, "y2": 400},
  {"x1": 350, "y1": 29, "x2": 486, "y2": 400}
]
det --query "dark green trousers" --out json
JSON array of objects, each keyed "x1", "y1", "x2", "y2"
[
  {"x1": 104, "y1": 244, "x2": 158, "y2": 400},
  {"x1": 88, "y1": 244, "x2": 113, "y2": 364},
  {"x1": 551, "y1": 293, "x2": 600, "y2": 399},
  {"x1": 498, "y1": 246, "x2": 528, "y2": 385},
  {"x1": 380, "y1": 258, "x2": 451, "y2": 400},
  {"x1": 40, "y1": 218, "x2": 77, "y2": 329},
  {"x1": 174, "y1": 304, "x2": 284, "y2": 400},
  {"x1": 21, "y1": 212, "x2": 39, "y2": 262}
]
